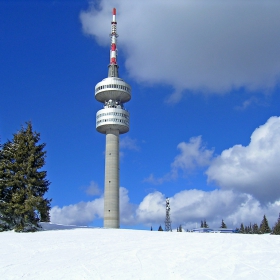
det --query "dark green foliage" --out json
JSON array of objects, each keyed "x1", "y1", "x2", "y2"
[
  {"x1": 178, "y1": 225, "x2": 182, "y2": 232},
  {"x1": 158, "y1": 225, "x2": 163, "y2": 231},
  {"x1": 203, "y1": 220, "x2": 208, "y2": 228},
  {"x1": 252, "y1": 223, "x2": 259, "y2": 234},
  {"x1": 0, "y1": 122, "x2": 51, "y2": 232},
  {"x1": 248, "y1": 223, "x2": 252, "y2": 234},
  {"x1": 244, "y1": 223, "x2": 252, "y2": 234},
  {"x1": 220, "y1": 219, "x2": 227, "y2": 228},
  {"x1": 259, "y1": 215, "x2": 271, "y2": 234},
  {"x1": 201, "y1": 220, "x2": 203, "y2": 228},
  {"x1": 239, "y1": 223, "x2": 245, "y2": 233},
  {"x1": 272, "y1": 213, "x2": 280, "y2": 235}
]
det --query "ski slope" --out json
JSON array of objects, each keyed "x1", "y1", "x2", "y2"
[{"x1": 1, "y1": 224, "x2": 280, "y2": 279}]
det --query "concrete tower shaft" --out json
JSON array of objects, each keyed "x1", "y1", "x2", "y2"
[
  {"x1": 95, "y1": 8, "x2": 131, "y2": 228},
  {"x1": 104, "y1": 130, "x2": 119, "y2": 228}
]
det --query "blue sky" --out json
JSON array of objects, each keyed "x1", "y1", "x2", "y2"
[{"x1": 1, "y1": 0, "x2": 280, "y2": 230}]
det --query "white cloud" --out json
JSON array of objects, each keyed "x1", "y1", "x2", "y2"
[
  {"x1": 80, "y1": 0, "x2": 280, "y2": 102},
  {"x1": 143, "y1": 173, "x2": 170, "y2": 185},
  {"x1": 120, "y1": 136, "x2": 139, "y2": 151},
  {"x1": 50, "y1": 187, "x2": 135, "y2": 226},
  {"x1": 120, "y1": 187, "x2": 137, "y2": 224},
  {"x1": 85, "y1": 181, "x2": 101, "y2": 196},
  {"x1": 206, "y1": 116, "x2": 280, "y2": 203},
  {"x1": 50, "y1": 187, "x2": 280, "y2": 230},
  {"x1": 136, "y1": 191, "x2": 166, "y2": 225},
  {"x1": 172, "y1": 136, "x2": 213, "y2": 171},
  {"x1": 135, "y1": 189, "x2": 280, "y2": 230},
  {"x1": 50, "y1": 197, "x2": 104, "y2": 226},
  {"x1": 144, "y1": 136, "x2": 213, "y2": 184}
]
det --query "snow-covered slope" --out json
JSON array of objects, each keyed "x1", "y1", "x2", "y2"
[{"x1": 1, "y1": 225, "x2": 280, "y2": 279}]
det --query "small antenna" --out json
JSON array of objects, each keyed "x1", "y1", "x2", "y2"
[{"x1": 165, "y1": 198, "x2": 172, "y2": 232}]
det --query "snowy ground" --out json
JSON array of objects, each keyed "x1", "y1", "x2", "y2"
[{"x1": 1, "y1": 224, "x2": 280, "y2": 279}]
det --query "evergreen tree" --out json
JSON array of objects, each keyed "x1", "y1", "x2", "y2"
[
  {"x1": 220, "y1": 219, "x2": 227, "y2": 228},
  {"x1": 252, "y1": 223, "x2": 259, "y2": 234},
  {"x1": 248, "y1": 223, "x2": 252, "y2": 234},
  {"x1": 203, "y1": 220, "x2": 208, "y2": 228},
  {"x1": 158, "y1": 225, "x2": 163, "y2": 231},
  {"x1": 0, "y1": 122, "x2": 51, "y2": 232},
  {"x1": 201, "y1": 220, "x2": 203, "y2": 228},
  {"x1": 150, "y1": 226, "x2": 153, "y2": 231},
  {"x1": 178, "y1": 224, "x2": 182, "y2": 232},
  {"x1": 239, "y1": 223, "x2": 245, "y2": 233},
  {"x1": 272, "y1": 213, "x2": 280, "y2": 235},
  {"x1": 259, "y1": 215, "x2": 271, "y2": 234}
]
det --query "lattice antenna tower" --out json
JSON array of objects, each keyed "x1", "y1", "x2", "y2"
[{"x1": 165, "y1": 198, "x2": 172, "y2": 231}]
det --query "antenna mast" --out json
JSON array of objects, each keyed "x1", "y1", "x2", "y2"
[
  {"x1": 165, "y1": 198, "x2": 172, "y2": 232},
  {"x1": 108, "y1": 8, "x2": 119, "y2": 77}
]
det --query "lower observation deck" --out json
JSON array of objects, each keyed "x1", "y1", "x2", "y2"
[{"x1": 96, "y1": 108, "x2": 129, "y2": 134}]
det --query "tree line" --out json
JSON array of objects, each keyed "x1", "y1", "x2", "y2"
[
  {"x1": 155, "y1": 214, "x2": 280, "y2": 234},
  {"x1": 0, "y1": 122, "x2": 51, "y2": 232},
  {"x1": 200, "y1": 215, "x2": 280, "y2": 234}
]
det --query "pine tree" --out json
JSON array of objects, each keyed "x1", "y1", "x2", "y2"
[
  {"x1": 203, "y1": 220, "x2": 208, "y2": 228},
  {"x1": 239, "y1": 223, "x2": 245, "y2": 233},
  {"x1": 158, "y1": 225, "x2": 163, "y2": 231},
  {"x1": 178, "y1": 224, "x2": 182, "y2": 232},
  {"x1": 220, "y1": 219, "x2": 227, "y2": 228},
  {"x1": 0, "y1": 122, "x2": 51, "y2": 232},
  {"x1": 248, "y1": 223, "x2": 252, "y2": 234},
  {"x1": 272, "y1": 213, "x2": 280, "y2": 235},
  {"x1": 252, "y1": 223, "x2": 259, "y2": 234},
  {"x1": 201, "y1": 220, "x2": 203, "y2": 228},
  {"x1": 259, "y1": 215, "x2": 271, "y2": 234},
  {"x1": 0, "y1": 142, "x2": 12, "y2": 231}
]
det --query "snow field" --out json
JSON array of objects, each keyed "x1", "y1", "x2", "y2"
[{"x1": 1, "y1": 227, "x2": 280, "y2": 279}]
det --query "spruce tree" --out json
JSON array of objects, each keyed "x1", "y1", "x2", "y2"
[
  {"x1": 220, "y1": 219, "x2": 227, "y2": 228},
  {"x1": 272, "y1": 213, "x2": 280, "y2": 235},
  {"x1": 259, "y1": 215, "x2": 271, "y2": 234},
  {"x1": 252, "y1": 223, "x2": 259, "y2": 234},
  {"x1": 0, "y1": 122, "x2": 51, "y2": 232},
  {"x1": 239, "y1": 223, "x2": 245, "y2": 233},
  {"x1": 201, "y1": 220, "x2": 203, "y2": 228},
  {"x1": 158, "y1": 225, "x2": 163, "y2": 231},
  {"x1": 203, "y1": 220, "x2": 208, "y2": 228},
  {"x1": 248, "y1": 223, "x2": 252, "y2": 234}
]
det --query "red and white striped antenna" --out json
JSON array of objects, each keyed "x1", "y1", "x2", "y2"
[{"x1": 110, "y1": 8, "x2": 118, "y2": 66}]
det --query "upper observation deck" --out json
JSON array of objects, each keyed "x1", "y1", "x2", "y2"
[{"x1": 95, "y1": 77, "x2": 131, "y2": 103}]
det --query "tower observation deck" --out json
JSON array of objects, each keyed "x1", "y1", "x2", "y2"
[{"x1": 95, "y1": 8, "x2": 131, "y2": 228}]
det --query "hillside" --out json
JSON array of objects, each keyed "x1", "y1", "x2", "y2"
[{"x1": 1, "y1": 225, "x2": 280, "y2": 279}]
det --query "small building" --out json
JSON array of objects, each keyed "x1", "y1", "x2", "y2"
[
  {"x1": 192, "y1": 228, "x2": 213, "y2": 233},
  {"x1": 192, "y1": 228, "x2": 238, "y2": 233}
]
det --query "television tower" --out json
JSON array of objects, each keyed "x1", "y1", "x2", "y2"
[{"x1": 95, "y1": 8, "x2": 131, "y2": 228}]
